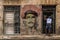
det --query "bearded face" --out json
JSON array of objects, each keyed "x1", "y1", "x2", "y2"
[{"x1": 26, "y1": 14, "x2": 36, "y2": 27}]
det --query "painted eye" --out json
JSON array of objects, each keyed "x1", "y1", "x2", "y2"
[
  {"x1": 26, "y1": 16, "x2": 30, "y2": 18},
  {"x1": 32, "y1": 16, "x2": 35, "y2": 18}
]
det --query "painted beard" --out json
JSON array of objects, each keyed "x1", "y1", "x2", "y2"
[{"x1": 27, "y1": 22, "x2": 35, "y2": 27}]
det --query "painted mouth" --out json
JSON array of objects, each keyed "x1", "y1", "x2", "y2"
[{"x1": 28, "y1": 22, "x2": 34, "y2": 24}]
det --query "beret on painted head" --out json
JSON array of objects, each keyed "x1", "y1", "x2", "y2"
[{"x1": 24, "y1": 10, "x2": 38, "y2": 18}]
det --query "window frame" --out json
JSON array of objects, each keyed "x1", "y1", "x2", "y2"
[
  {"x1": 3, "y1": 5, "x2": 20, "y2": 35},
  {"x1": 42, "y1": 5, "x2": 56, "y2": 34}
]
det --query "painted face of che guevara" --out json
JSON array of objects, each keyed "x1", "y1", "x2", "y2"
[{"x1": 26, "y1": 14, "x2": 36, "y2": 27}]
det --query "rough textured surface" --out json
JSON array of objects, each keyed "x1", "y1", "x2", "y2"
[{"x1": 0, "y1": 0, "x2": 60, "y2": 39}]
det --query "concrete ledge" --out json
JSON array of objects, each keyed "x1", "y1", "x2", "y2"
[{"x1": 2, "y1": 35, "x2": 60, "y2": 39}]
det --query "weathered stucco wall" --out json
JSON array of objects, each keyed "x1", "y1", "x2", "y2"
[
  {"x1": 0, "y1": 0, "x2": 60, "y2": 39},
  {"x1": 20, "y1": 5, "x2": 42, "y2": 35},
  {"x1": 56, "y1": 5, "x2": 60, "y2": 34},
  {"x1": 3, "y1": 0, "x2": 56, "y2": 5},
  {"x1": 0, "y1": 0, "x2": 3, "y2": 34}
]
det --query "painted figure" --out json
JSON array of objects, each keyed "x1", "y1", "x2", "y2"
[
  {"x1": 23, "y1": 10, "x2": 38, "y2": 34},
  {"x1": 46, "y1": 16, "x2": 52, "y2": 34}
]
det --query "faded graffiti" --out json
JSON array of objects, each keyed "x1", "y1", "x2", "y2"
[
  {"x1": 21, "y1": 5, "x2": 41, "y2": 35},
  {"x1": 23, "y1": 10, "x2": 38, "y2": 34}
]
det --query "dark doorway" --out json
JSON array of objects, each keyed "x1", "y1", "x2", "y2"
[{"x1": 42, "y1": 5, "x2": 56, "y2": 34}]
